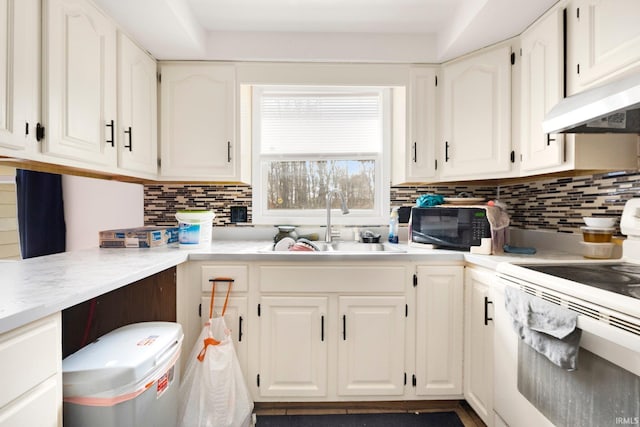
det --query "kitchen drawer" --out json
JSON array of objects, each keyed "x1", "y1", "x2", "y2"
[
  {"x1": 201, "y1": 265, "x2": 248, "y2": 293},
  {"x1": 258, "y1": 265, "x2": 407, "y2": 293},
  {"x1": 0, "y1": 314, "x2": 60, "y2": 409},
  {"x1": 0, "y1": 376, "x2": 60, "y2": 427}
]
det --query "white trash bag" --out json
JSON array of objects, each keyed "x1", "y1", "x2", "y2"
[{"x1": 178, "y1": 279, "x2": 253, "y2": 427}]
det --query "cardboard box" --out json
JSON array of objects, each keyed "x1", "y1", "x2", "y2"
[{"x1": 99, "y1": 227, "x2": 179, "y2": 248}]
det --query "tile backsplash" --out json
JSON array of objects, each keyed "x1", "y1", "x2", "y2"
[
  {"x1": 144, "y1": 183, "x2": 496, "y2": 227},
  {"x1": 499, "y1": 170, "x2": 640, "y2": 233},
  {"x1": 144, "y1": 170, "x2": 640, "y2": 234}
]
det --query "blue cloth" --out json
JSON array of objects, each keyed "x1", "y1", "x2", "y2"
[
  {"x1": 416, "y1": 194, "x2": 444, "y2": 207},
  {"x1": 16, "y1": 170, "x2": 66, "y2": 258}
]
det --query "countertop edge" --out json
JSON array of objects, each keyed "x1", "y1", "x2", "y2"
[{"x1": 0, "y1": 241, "x2": 580, "y2": 335}]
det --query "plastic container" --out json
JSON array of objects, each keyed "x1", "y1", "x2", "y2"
[
  {"x1": 175, "y1": 210, "x2": 215, "y2": 248},
  {"x1": 580, "y1": 241, "x2": 615, "y2": 259},
  {"x1": 581, "y1": 226, "x2": 614, "y2": 243},
  {"x1": 388, "y1": 208, "x2": 399, "y2": 243},
  {"x1": 62, "y1": 322, "x2": 184, "y2": 427}
]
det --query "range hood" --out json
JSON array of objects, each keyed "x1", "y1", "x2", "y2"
[{"x1": 543, "y1": 72, "x2": 640, "y2": 134}]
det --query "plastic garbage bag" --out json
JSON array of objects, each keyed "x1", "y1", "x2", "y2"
[{"x1": 177, "y1": 279, "x2": 253, "y2": 427}]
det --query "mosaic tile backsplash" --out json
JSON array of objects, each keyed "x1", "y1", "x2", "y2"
[
  {"x1": 144, "y1": 170, "x2": 640, "y2": 234},
  {"x1": 499, "y1": 170, "x2": 640, "y2": 234},
  {"x1": 143, "y1": 183, "x2": 495, "y2": 227}
]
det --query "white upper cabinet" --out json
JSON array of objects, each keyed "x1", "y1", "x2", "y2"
[
  {"x1": 393, "y1": 67, "x2": 437, "y2": 184},
  {"x1": 43, "y1": 0, "x2": 117, "y2": 166},
  {"x1": 567, "y1": 0, "x2": 640, "y2": 94},
  {"x1": 0, "y1": 0, "x2": 40, "y2": 152},
  {"x1": 159, "y1": 63, "x2": 238, "y2": 181},
  {"x1": 117, "y1": 33, "x2": 157, "y2": 175},
  {"x1": 440, "y1": 44, "x2": 513, "y2": 180},
  {"x1": 520, "y1": 6, "x2": 565, "y2": 172}
]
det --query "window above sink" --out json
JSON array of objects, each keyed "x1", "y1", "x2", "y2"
[{"x1": 250, "y1": 85, "x2": 393, "y2": 225}]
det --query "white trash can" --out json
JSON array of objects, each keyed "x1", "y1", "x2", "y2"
[{"x1": 62, "y1": 322, "x2": 183, "y2": 427}]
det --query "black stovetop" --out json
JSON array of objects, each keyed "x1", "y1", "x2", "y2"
[{"x1": 521, "y1": 262, "x2": 640, "y2": 299}]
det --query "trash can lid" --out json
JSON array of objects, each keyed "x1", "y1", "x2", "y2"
[{"x1": 62, "y1": 322, "x2": 183, "y2": 398}]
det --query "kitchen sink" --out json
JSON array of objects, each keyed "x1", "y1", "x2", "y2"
[{"x1": 262, "y1": 241, "x2": 407, "y2": 253}]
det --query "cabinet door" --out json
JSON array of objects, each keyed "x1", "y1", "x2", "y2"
[
  {"x1": 394, "y1": 67, "x2": 437, "y2": 183},
  {"x1": 200, "y1": 296, "x2": 248, "y2": 374},
  {"x1": 159, "y1": 63, "x2": 237, "y2": 180},
  {"x1": 43, "y1": 0, "x2": 117, "y2": 166},
  {"x1": 0, "y1": 377, "x2": 59, "y2": 427},
  {"x1": 117, "y1": 33, "x2": 157, "y2": 175},
  {"x1": 258, "y1": 296, "x2": 328, "y2": 397},
  {"x1": 0, "y1": 0, "x2": 39, "y2": 151},
  {"x1": 441, "y1": 46, "x2": 512, "y2": 179},
  {"x1": 520, "y1": 7, "x2": 565, "y2": 172},
  {"x1": 337, "y1": 296, "x2": 405, "y2": 396},
  {"x1": 415, "y1": 265, "x2": 463, "y2": 396},
  {"x1": 0, "y1": 313, "x2": 61, "y2": 427},
  {"x1": 568, "y1": 0, "x2": 640, "y2": 93},
  {"x1": 464, "y1": 268, "x2": 495, "y2": 427}
]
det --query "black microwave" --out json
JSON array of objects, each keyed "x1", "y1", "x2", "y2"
[{"x1": 409, "y1": 207, "x2": 491, "y2": 250}]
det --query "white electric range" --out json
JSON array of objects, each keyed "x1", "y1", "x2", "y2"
[{"x1": 493, "y1": 199, "x2": 640, "y2": 427}]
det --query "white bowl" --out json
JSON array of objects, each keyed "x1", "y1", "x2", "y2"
[{"x1": 583, "y1": 217, "x2": 616, "y2": 228}]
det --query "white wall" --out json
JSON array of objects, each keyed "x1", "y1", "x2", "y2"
[{"x1": 62, "y1": 176, "x2": 144, "y2": 251}]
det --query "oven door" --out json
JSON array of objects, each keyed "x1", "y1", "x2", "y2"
[
  {"x1": 492, "y1": 279, "x2": 555, "y2": 427},
  {"x1": 493, "y1": 279, "x2": 640, "y2": 427}
]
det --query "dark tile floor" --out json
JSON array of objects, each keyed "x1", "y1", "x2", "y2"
[{"x1": 253, "y1": 400, "x2": 486, "y2": 427}]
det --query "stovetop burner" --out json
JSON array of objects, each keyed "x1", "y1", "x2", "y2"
[{"x1": 521, "y1": 263, "x2": 640, "y2": 299}]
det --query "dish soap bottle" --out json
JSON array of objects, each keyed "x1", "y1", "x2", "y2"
[{"x1": 388, "y1": 208, "x2": 399, "y2": 244}]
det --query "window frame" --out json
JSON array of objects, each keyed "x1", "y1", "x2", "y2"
[{"x1": 251, "y1": 85, "x2": 391, "y2": 226}]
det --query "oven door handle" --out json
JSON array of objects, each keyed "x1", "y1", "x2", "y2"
[{"x1": 484, "y1": 296, "x2": 493, "y2": 325}]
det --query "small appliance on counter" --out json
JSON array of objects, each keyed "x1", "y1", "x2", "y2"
[{"x1": 409, "y1": 206, "x2": 491, "y2": 250}]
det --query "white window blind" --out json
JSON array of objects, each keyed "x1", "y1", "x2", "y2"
[{"x1": 259, "y1": 88, "x2": 383, "y2": 155}]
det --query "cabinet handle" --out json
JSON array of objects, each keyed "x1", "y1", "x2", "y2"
[
  {"x1": 342, "y1": 315, "x2": 346, "y2": 340},
  {"x1": 35, "y1": 123, "x2": 45, "y2": 142},
  {"x1": 546, "y1": 133, "x2": 556, "y2": 146},
  {"x1": 227, "y1": 141, "x2": 231, "y2": 163},
  {"x1": 124, "y1": 127, "x2": 133, "y2": 151},
  {"x1": 412, "y1": 142, "x2": 417, "y2": 163},
  {"x1": 445, "y1": 141, "x2": 450, "y2": 162},
  {"x1": 106, "y1": 120, "x2": 114, "y2": 147},
  {"x1": 239, "y1": 316, "x2": 243, "y2": 342},
  {"x1": 484, "y1": 297, "x2": 493, "y2": 325},
  {"x1": 321, "y1": 315, "x2": 325, "y2": 342},
  {"x1": 25, "y1": 122, "x2": 29, "y2": 136}
]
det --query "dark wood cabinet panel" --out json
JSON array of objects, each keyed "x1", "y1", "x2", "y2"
[{"x1": 62, "y1": 267, "x2": 176, "y2": 358}]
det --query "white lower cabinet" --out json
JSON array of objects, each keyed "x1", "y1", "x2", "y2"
[
  {"x1": 337, "y1": 296, "x2": 406, "y2": 396},
  {"x1": 199, "y1": 264, "x2": 249, "y2": 373},
  {"x1": 0, "y1": 313, "x2": 62, "y2": 427},
  {"x1": 184, "y1": 261, "x2": 467, "y2": 403},
  {"x1": 257, "y1": 296, "x2": 328, "y2": 398},
  {"x1": 414, "y1": 265, "x2": 464, "y2": 396},
  {"x1": 253, "y1": 263, "x2": 409, "y2": 401},
  {"x1": 464, "y1": 266, "x2": 495, "y2": 427}
]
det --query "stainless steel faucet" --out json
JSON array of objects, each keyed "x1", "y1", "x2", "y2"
[{"x1": 325, "y1": 190, "x2": 349, "y2": 243}]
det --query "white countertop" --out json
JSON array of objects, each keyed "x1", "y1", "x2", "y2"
[{"x1": 0, "y1": 239, "x2": 582, "y2": 335}]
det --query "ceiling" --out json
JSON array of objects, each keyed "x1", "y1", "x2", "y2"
[{"x1": 95, "y1": 0, "x2": 559, "y2": 63}]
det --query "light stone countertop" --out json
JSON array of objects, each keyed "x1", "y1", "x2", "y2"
[{"x1": 0, "y1": 238, "x2": 583, "y2": 335}]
